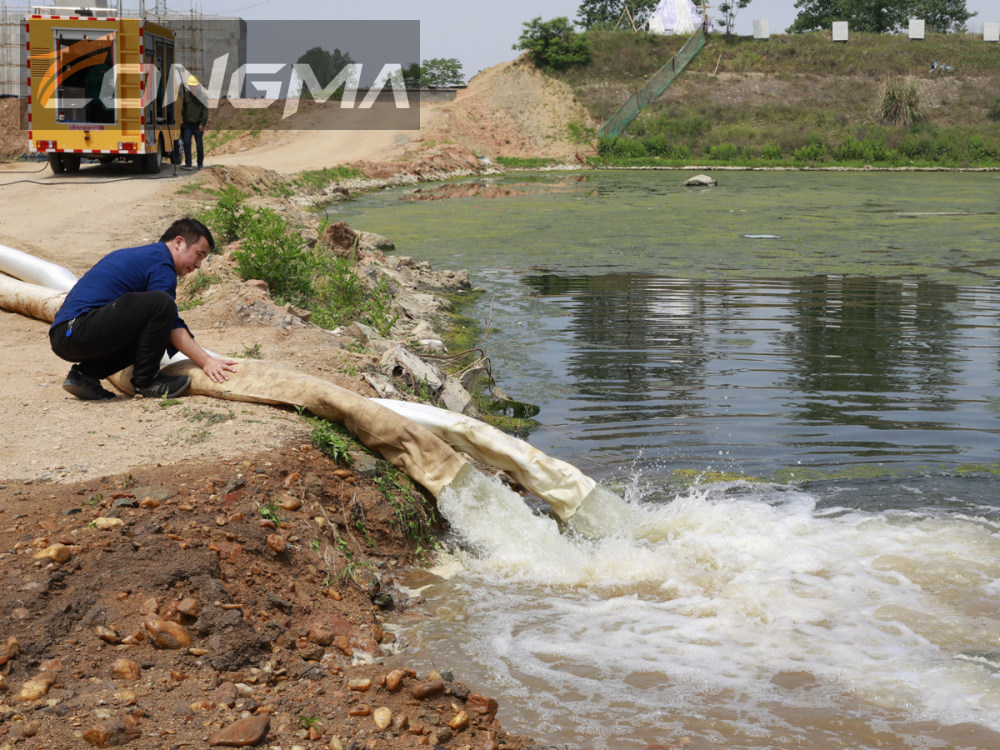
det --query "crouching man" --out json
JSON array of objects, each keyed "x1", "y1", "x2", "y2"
[{"x1": 49, "y1": 217, "x2": 237, "y2": 400}]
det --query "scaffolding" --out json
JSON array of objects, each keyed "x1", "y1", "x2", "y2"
[
  {"x1": 0, "y1": 0, "x2": 23, "y2": 97},
  {"x1": 150, "y1": 3, "x2": 207, "y2": 86}
]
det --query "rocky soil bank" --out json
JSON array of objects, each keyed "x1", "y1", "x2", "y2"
[{"x1": 0, "y1": 446, "x2": 540, "y2": 750}]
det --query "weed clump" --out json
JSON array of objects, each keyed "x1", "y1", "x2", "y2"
[
  {"x1": 988, "y1": 98, "x2": 1000, "y2": 123},
  {"x1": 873, "y1": 76, "x2": 923, "y2": 128},
  {"x1": 308, "y1": 417, "x2": 356, "y2": 465}
]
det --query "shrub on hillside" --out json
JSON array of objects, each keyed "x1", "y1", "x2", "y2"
[
  {"x1": 598, "y1": 136, "x2": 639, "y2": 158},
  {"x1": 515, "y1": 17, "x2": 591, "y2": 71},
  {"x1": 793, "y1": 138, "x2": 828, "y2": 163},
  {"x1": 232, "y1": 208, "x2": 314, "y2": 307},
  {"x1": 670, "y1": 144, "x2": 691, "y2": 160},
  {"x1": 966, "y1": 135, "x2": 999, "y2": 162},
  {"x1": 759, "y1": 144, "x2": 783, "y2": 160},
  {"x1": 642, "y1": 133, "x2": 671, "y2": 157},
  {"x1": 834, "y1": 135, "x2": 866, "y2": 161},
  {"x1": 834, "y1": 135, "x2": 893, "y2": 162},
  {"x1": 897, "y1": 133, "x2": 934, "y2": 159},
  {"x1": 201, "y1": 185, "x2": 250, "y2": 245},
  {"x1": 708, "y1": 143, "x2": 740, "y2": 161}
]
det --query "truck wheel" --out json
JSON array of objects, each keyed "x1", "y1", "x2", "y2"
[
  {"x1": 142, "y1": 147, "x2": 162, "y2": 174},
  {"x1": 48, "y1": 153, "x2": 65, "y2": 174},
  {"x1": 63, "y1": 154, "x2": 81, "y2": 173}
]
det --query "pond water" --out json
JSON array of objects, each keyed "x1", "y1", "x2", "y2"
[{"x1": 327, "y1": 170, "x2": 1000, "y2": 749}]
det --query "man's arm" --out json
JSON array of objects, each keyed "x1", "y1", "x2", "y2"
[{"x1": 170, "y1": 327, "x2": 237, "y2": 383}]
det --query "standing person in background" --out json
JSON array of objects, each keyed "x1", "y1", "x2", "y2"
[{"x1": 180, "y1": 74, "x2": 208, "y2": 170}]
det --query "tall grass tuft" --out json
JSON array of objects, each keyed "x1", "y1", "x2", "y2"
[{"x1": 873, "y1": 76, "x2": 923, "y2": 128}]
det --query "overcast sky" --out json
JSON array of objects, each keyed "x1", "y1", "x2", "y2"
[{"x1": 187, "y1": 0, "x2": 998, "y2": 81}]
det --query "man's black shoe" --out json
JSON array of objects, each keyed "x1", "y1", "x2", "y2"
[
  {"x1": 132, "y1": 373, "x2": 191, "y2": 399},
  {"x1": 62, "y1": 368, "x2": 116, "y2": 401}
]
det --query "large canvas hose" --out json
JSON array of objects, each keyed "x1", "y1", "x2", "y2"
[
  {"x1": 0, "y1": 244, "x2": 77, "y2": 291},
  {"x1": 0, "y1": 274, "x2": 68, "y2": 322},
  {"x1": 108, "y1": 361, "x2": 468, "y2": 498},
  {"x1": 373, "y1": 399, "x2": 594, "y2": 521}
]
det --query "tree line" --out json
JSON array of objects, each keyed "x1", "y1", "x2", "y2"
[
  {"x1": 518, "y1": 0, "x2": 977, "y2": 71},
  {"x1": 575, "y1": 0, "x2": 975, "y2": 36},
  {"x1": 294, "y1": 47, "x2": 465, "y2": 89}
]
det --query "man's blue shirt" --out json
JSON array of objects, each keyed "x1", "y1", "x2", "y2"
[{"x1": 51, "y1": 242, "x2": 188, "y2": 333}]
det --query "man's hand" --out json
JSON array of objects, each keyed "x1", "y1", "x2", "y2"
[
  {"x1": 170, "y1": 328, "x2": 237, "y2": 383},
  {"x1": 201, "y1": 356, "x2": 237, "y2": 383}
]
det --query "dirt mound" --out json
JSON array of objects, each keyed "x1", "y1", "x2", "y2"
[
  {"x1": 352, "y1": 144, "x2": 486, "y2": 182},
  {"x1": 0, "y1": 98, "x2": 25, "y2": 157},
  {"x1": 193, "y1": 164, "x2": 291, "y2": 196},
  {"x1": 422, "y1": 59, "x2": 598, "y2": 161},
  {"x1": 0, "y1": 446, "x2": 534, "y2": 749}
]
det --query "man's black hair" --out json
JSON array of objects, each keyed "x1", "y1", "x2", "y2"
[{"x1": 159, "y1": 217, "x2": 215, "y2": 251}]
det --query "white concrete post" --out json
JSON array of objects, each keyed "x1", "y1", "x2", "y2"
[
  {"x1": 908, "y1": 19, "x2": 925, "y2": 40},
  {"x1": 832, "y1": 22, "x2": 849, "y2": 42},
  {"x1": 753, "y1": 19, "x2": 770, "y2": 39},
  {"x1": 985, "y1": 23, "x2": 999, "y2": 42}
]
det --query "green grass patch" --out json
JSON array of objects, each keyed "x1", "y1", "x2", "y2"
[
  {"x1": 233, "y1": 342, "x2": 263, "y2": 359},
  {"x1": 182, "y1": 407, "x2": 235, "y2": 426},
  {"x1": 175, "y1": 179, "x2": 205, "y2": 194},
  {"x1": 495, "y1": 156, "x2": 559, "y2": 169},
  {"x1": 181, "y1": 270, "x2": 220, "y2": 301},
  {"x1": 258, "y1": 501, "x2": 283, "y2": 525},
  {"x1": 372, "y1": 463, "x2": 438, "y2": 563},
  {"x1": 292, "y1": 166, "x2": 365, "y2": 192},
  {"x1": 200, "y1": 187, "x2": 400, "y2": 335}
]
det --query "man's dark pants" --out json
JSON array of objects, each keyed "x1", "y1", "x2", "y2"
[
  {"x1": 181, "y1": 122, "x2": 204, "y2": 167},
  {"x1": 50, "y1": 291, "x2": 175, "y2": 385}
]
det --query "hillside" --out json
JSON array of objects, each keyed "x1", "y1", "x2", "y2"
[{"x1": 557, "y1": 30, "x2": 1000, "y2": 166}]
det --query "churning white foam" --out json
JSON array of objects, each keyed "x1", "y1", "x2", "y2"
[{"x1": 429, "y1": 467, "x2": 1000, "y2": 747}]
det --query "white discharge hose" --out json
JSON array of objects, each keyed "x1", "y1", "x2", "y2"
[
  {"x1": 0, "y1": 244, "x2": 78, "y2": 292},
  {"x1": 374, "y1": 399, "x2": 593, "y2": 520}
]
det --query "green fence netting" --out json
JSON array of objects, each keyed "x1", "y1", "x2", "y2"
[{"x1": 599, "y1": 26, "x2": 707, "y2": 139}]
